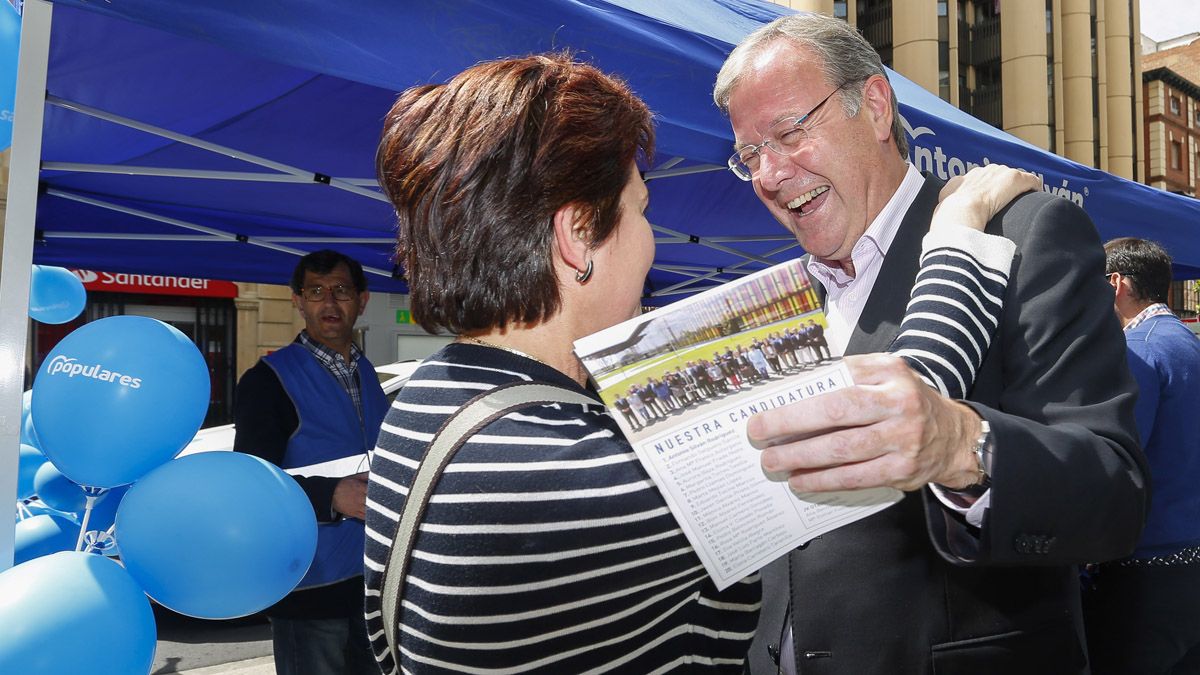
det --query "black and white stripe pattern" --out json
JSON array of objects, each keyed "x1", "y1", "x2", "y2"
[
  {"x1": 364, "y1": 344, "x2": 760, "y2": 674},
  {"x1": 891, "y1": 228, "x2": 1016, "y2": 399}
]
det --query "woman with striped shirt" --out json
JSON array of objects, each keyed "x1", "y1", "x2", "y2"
[{"x1": 364, "y1": 53, "x2": 1036, "y2": 674}]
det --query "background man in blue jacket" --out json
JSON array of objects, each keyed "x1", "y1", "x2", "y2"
[
  {"x1": 1087, "y1": 237, "x2": 1200, "y2": 673},
  {"x1": 234, "y1": 249, "x2": 387, "y2": 675}
]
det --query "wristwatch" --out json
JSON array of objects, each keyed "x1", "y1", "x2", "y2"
[{"x1": 971, "y1": 419, "x2": 993, "y2": 487}]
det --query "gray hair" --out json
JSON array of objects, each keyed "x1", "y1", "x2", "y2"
[{"x1": 713, "y1": 13, "x2": 908, "y2": 158}]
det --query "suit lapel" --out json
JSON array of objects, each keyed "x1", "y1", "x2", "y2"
[{"x1": 844, "y1": 175, "x2": 943, "y2": 356}]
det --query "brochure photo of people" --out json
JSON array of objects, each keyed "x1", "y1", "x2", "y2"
[{"x1": 577, "y1": 258, "x2": 839, "y2": 443}]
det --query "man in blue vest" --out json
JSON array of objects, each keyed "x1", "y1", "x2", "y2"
[{"x1": 234, "y1": 249, "x2": 388, "y2": 675}]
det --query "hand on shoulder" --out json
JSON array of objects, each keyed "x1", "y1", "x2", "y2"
[{"x1": 932, "y1": 164, "x2": 1042, "y2": 232}]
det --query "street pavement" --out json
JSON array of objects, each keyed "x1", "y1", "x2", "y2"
[{"x1": 151, "y1": 605, "x2": 272, "y2": 674}]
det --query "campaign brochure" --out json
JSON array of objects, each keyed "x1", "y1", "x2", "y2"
[{"x1": 573, "y1": 258, "x2": 901, "y2": 590}]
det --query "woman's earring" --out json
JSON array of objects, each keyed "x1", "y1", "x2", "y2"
[{"x1": 575, "y1": 259, "x2": 594, "y2": 284}]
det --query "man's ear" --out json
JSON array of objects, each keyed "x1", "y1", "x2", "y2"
[
  {"x1": 357, "y1": 290, "x2": 370, "y2": 316},
  {"x1": 860, "y1": 74, "x2": 895, "y2": 145},
  {"x1": 291, "y1": 294, "x2": 302, "y2": 312},
  {"x1": 552, "y1": 202, "x2": 590, "y2": 275}
]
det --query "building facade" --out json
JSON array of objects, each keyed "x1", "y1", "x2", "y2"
[
  {"x1": 1141, "y1": 36, "x2": 1200, "y2": 196},
  {"x1": 769, "y1": 0, "x2": 1144, "y2": 181},
  {"x1": 1141, "y1": 35, "x2": 1200, "y2": 318}
]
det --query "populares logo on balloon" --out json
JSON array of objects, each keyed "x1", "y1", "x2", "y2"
[{"x1": 45, "y1": 355, "x2": 142, "y2": 389}]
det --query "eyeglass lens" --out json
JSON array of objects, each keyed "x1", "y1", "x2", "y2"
[{"x1": 302, "y1": 285, "x2": 354, "y2": 301}]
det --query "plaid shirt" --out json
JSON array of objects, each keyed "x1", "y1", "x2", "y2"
[
  {"x1": 1124, "y1": 302, "x2": 1174, "y2": 332},
  {"x1": 297, "y1": 331, "x2": 364, "y2": 421}
]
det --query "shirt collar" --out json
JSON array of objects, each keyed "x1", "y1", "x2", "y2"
[
  {"x1": 1124, "y1": 302, "x2": 1174, "y2": 331},
  {"x1": 805, "y1": 163, "x2": 924, "y2": 289},
  {"x1": 297, "y1": 330, "x2": 362, "y2": 367}
]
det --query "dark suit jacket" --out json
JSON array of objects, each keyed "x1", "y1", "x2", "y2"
[{"x1": 747, "y1": 175, "x2": 1148, "y2": 674}]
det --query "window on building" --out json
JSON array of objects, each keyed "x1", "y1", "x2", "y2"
[
  {"x1": 1171, "y1": 140, "x2": 1182, "y2": 170},
  {"x1": 938, "y1": 1, "x2": 950, "y2": 102},
  {"x1": 1194, "y1": 106, "x2": 1200, "y2": 126},
  {"x1": 857, "y1": 0, "x2": 893, "y2": 66},
  {"x1": 1170, "y1": 95, "x2": 1181, "y2": 115},
  {"x1": 834, "y1": 0, "x2": 847, "y2": 20},
  {"x1": 1046, "y1": 1, "x2": 1056, "y2": 154}
]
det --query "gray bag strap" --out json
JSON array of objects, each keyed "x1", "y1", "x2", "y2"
[{"x1": 379, "y1": 380, "x2": 597, "y2": 665}]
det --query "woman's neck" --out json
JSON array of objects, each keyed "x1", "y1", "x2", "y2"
[{"x1": 458, "y1": 324, "x2": 589, "y2": 387}]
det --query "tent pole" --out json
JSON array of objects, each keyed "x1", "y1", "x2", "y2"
[
  {"x1": 46, "y1": 96, "x2": 389, "y2": 203},
  {"x1": 44, "y1": 188, "x2": 396, "y2": 279},
  {"x1": 644, "y1": 164, "x2": 725, "y2": 180},
  {"x1": 655, "y1": 234, "x2": 795, "y2": 243},
  {"x1": 652, "y1": 240, "x2": 802, "y2": 297},
  {"x1": 0, "y1": 0, "x2": 52, "y2": 572},
  {"x1": 650, "y1": 223, "x2": 777, "y2": 265},
  {"x1": 43, "y1": 232, "x2": 395, "y2": 244},
  {"x1": 41, "y1": 162, "x2": 380, "y2": 187}
]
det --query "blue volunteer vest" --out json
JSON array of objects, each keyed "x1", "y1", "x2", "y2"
[{"x1": 264, "y1": 343, "x2": 388, "y2": 589}]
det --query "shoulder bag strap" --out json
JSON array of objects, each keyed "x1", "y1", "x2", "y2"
[{"x1": 379, "y1": 380, "x2": 597, "y2": 665}]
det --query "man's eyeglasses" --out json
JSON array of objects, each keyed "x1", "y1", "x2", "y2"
[
  {"x1": 728, "y1": 85, "x2": 845, "y2": 182},
  {"x1": 298, "y1": 284, "x2": 356, "y2": 302}
]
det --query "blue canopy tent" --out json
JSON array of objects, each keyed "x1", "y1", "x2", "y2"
[
  {"x1": 4, "y1": 0, "x2": 1200, "y2": 566},
  {"x1": 23, "y1": 0, "x2": 1200, "y2": 294}
]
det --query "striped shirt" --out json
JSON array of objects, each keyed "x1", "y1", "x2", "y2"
[
  {"x1": 890, "y1": 227, "x2": 1016, "y2": 399},
  {"x1": 363, "y1": 345, "x2": 761, "y2": 674}
]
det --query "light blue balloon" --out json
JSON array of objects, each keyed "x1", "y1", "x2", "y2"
[
  {"x1": 28, "y1": 265, "x2": 87, "y2": 325},
  {"x1": 16, "y1": 443, "x2": 45, "y2": 500},
  {"x1": 116, "y1": 452, "x2": 317, "y2": 619},
  {"x1": 20, "y1": 412, "x2": 39, "y2": 449},
  {"x1": 0, "y1": 1, "x2": 18, "y2": 151},
  {"x1": 0, "y1": 552, "x2": 156, "y2": 675},
  {"x1": 13, "y1": 513, "x2": 81, "y2": 565},
  {"x1": 20, "y1": 389, "x2": 40, "y2": 448},
  {"x1": 32, "y1": 462, "x2": 87, "y2": 513},
  {"x1": 32, "y1": 315, "x2": 209, "y2": 488}
]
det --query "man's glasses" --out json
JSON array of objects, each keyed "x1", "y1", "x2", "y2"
[
  {"x1": 298, "y1": 284, "x2": 356, "y2": 302},
  {"x1": 728, "y1": 85, "x2": 845, "y2": 182}
]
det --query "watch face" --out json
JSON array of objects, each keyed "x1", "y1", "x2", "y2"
[{"x1": 974, "y1": 420, "x2": 993, "y2": 482}]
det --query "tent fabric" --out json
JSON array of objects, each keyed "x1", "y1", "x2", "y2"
[{"x1": 30, "y1": 0, "x2": 1200, "y2": 303}]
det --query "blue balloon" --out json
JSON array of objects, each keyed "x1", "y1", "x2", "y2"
[
  {"x1": 20, "y1": 412, "x2": 39, "y2": 449},
  {"x1": 17, "y1": 444, "x2": 45, "y2": 500},
  {"x1": 20, "y1": 389, "x2": 40, "y2": 448},
  {"x1": 32, "y1": 462, "x2": 87, "y2": 513},
  {"x1": 13, "y1": 513, "x2": 81, "y2": 565},
  {"x1": 28, "y1": 265, "x2": 87, "y2": 325},
  {"x1": 0, "y1": 1, "x2": 18, "y2": 151},
  {"x1": 116, "y1": 452, "x2": 317, "y2": 619},
  {"x1": 0, "y1": 552, "x2": 156, "y2": 675},
  {"x1": 32, "y1": 315, "x2": 209, "y2": 487}
]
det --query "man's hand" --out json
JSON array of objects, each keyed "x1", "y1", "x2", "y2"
[
  {"x1": 748, "y1": 354, "x2": 985, "y2": 492},
  {"x1": 931, "y1": 164, "x2": 1042, "y2": 232},
  {"x1": 331, "y1": 472, "x2": 369, "y2": 520}
]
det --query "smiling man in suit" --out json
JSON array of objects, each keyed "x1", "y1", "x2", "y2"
[{"x1": 715, "y1": 13, "x2": 1148, "y2": 675}]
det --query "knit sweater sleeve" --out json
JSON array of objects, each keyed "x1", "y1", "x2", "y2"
[{"x1": 888, "y1": 228, "x2": 1016, "y2": 399}]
